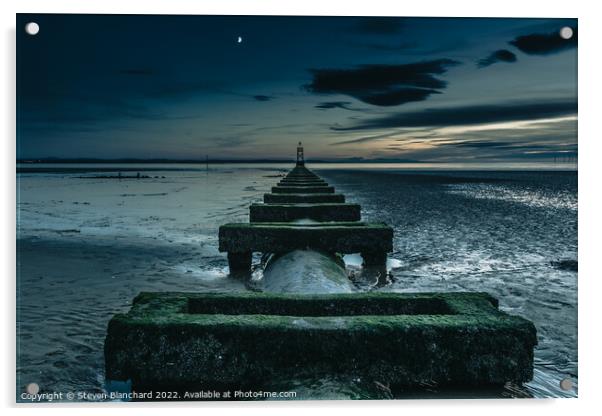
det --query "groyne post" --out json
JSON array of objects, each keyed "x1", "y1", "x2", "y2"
[{"x1": 227, "y1": 252, "x2": 252, "y2": 274}]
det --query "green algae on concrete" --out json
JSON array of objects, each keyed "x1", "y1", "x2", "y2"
[
  {"x1": 285, "y1": 173, "x2": 319, "y2": 179},
  {"x1": 286, "y1": 166, "x2": 319, "y2": 177},
  {"x1": 277, "y1": 182, "x2": 330, "y2": 188},
  {"x1": 286, "y1": 171, "x2": 318, "y2": 177},
  {"x1": 278, "y1": 180, "x2": 328, "y2": 186},
  {"x1": 249, "y1": 203, "x2": 361, "y2": 222},
  {"x1": 278, "y1": 183, "x2": 329, "y2": 188},
  {"x1": 218, "y1": 222, "x2": 393, "y2": 255},
  {"x1": 286, "y1": 174, "x2": 319, "y2": 178},
  {"x1": 264, "y1": 193, "x2": 345, "y2": 203},
  {"x1": 272, "y1": 186, "x2": 335, "y2": 194},
  {"x1": 104, "y1": 291, "x2": 537, "y2": 392},
  {"x1": 280, "y1": 176, "x2": 326, "y2": 181}
]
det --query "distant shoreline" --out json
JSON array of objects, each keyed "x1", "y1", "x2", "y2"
[
  {"x1": 16, "y1": 165, "x2": 578, "y2": 174},
  {"x1": 17, "y1": 158, "x2": 426, "y2": 164},
  {"x1": 16, "y1": 158, "x2": 578, "y2": 170}
]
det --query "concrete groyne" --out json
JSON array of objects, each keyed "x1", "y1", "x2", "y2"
[{"x1": 104, "y1": 151, "x2": 537, "y2": 398}]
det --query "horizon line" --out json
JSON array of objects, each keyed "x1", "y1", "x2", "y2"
[{"x1": 17, "y1": 157, "x2": 578, "y2": 165}]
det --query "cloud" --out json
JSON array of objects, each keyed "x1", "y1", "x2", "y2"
[
  {"x1": 314, "y1": 101, "x2": 358, "y2": 111},
  {"x1": 442, "y1": 139, "x2": 578, "y2": 160},
  {"x1": 352, "y1": 17, "x2": 405, "y2": 35},
  {"x1": 447, "y1": 140, "x2": 516, "y2": 148},
  {"x1": 360, "y1": 88, "x2": 442, "y2": 106},
  {"x1": 360, "y1": 118, "x2": 577, "y2": 162},
  {"x1": 331, "y1": 131, "x2": 404, "y2": 146},
  {"x1": 304, "y1": 59, "x2": 460, "y2": 107},
  {"x1": 253, "y1": 95, "x2": 274, "y2": 102},
  {"x1": 477, "y1": 49, "x2": 517, "y2": 68},
  {"x1": 510, "y1": 27, "x2": 577, "y2": 55},
  {"x1": 331, "y1": 99, "x2": 577, "y2": 131}
]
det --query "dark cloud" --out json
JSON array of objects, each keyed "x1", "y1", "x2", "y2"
[
  {"x1": 331, "y1": 99, "x2": 577, "y2": 131},
  {"x1": 305, "y1": 59, "x2": 460, "y2": 107},
  {"x1": 477, "y1": 49, "x2": 517, "y2": 68},
  {"x1": 510, "y1": 27, "x2": 577, "y2": 55},
  {"x1": 359, "y1": 88, "x2": 441, "y2": 106},
  {"x1": 253, "y1": 95, "x2": 274, "y2": 102},
  {"x1": 315, "y1": 101, "x2": 357, "y2": 111},
  {"x1": 352, "y1": 17, "x2": 405, "y2": 35}
]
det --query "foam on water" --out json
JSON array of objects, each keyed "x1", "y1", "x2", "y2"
[{"x1": 261, "y1": 250, "x2": 354, "y2": 294}]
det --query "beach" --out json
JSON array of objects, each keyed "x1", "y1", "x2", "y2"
[{"x1": 16, "y1": 164, "x2": 577, "y2": 400}]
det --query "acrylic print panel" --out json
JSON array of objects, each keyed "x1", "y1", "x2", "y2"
[{"x1": 16, "y1": 14, "x2": 577, "y2": 402}]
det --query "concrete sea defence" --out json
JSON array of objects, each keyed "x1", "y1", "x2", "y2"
[{"x1": 105, "y1": 152, "x2": 538, "y2": 397}]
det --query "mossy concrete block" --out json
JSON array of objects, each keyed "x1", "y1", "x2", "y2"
[
  {"x1": 279, "y1": 179, "x2": 328, "y2": 186},
  {"x1": 278, "y1": 182, "x2": 329, "y2": 188},
  {"x1": 288, "y1": 166, "x2": 316, "y2": 173},
  {"x1": 281, "y1": 176, "x2": 324, "y2": 181},
  {"x1": 285, "y1": 173, "x2": 319, "y2": 179},
  {"x1": 286, "y1": 167, "x2": 319, "y2": 178},
  {"x1": 218, "y1": 222, "x2": 393, "y2": 254},
  {"x1": 280, "y1": 178, "x2": 326, "y2": 182},
  {"x1": 264, "y1": 193, "x2": 345, "y2": 203},
  {"x1": 250, "y1": 203, "x2": 361, "y2": 222},
  {"x1": 272, "y1": 186, "x2": 335, "y2": 194},
  {"x1": 105, "y1": 291, "x2": 537, "y2": 391},
  {"x1": 285, "y1": 175, "x2": 320, "y2": 181},
  {"x1": 281, "y1": 174, "x2": 322, "y2": 179}
]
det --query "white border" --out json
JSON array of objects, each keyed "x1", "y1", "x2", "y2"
[{"x1": 3, "y1": 1, "x2": 600, "y2": 415}]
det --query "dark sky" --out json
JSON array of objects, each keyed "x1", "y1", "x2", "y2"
[{"x1": 17, "y1": 14, "x2": 577, "y2": 162}]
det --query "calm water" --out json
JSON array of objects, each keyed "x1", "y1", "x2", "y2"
[{"x1": 16, "y1": 164, "x2": 577, "y2": 400}]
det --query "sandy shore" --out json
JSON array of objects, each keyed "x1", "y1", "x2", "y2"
[{"x1": 16, "y1": 167, "x2": 578, "y2": 399}]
